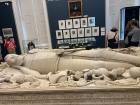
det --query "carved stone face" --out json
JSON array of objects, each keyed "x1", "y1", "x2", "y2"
[{"x1": 5, "y1": 54, "x2": 24, "y2": 66}]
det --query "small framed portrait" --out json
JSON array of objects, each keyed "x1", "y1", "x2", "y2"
[
  {"x1": 68, "y1": 0, "x2": 83, "y2": 18},
  {"x1": 56, "y1": 30, "x2": 63, "y2": 39},
  {"x1": 85, "y1": 28, "x2": 92, "y2": 37},
  {"x1": 70, "y1": 29, "x2": 77, "y2": 38},
  {"x1": 88, "y1": 17, "x2": 95, "y2": 27},
  {"x1": 2, "y1": 28, "x2": 13, "y2": 37},
  {"x1": 58, "y1": 20, "x2": 66, "y2": 29},
  {"x1": 81, "y1": 18, "x2": 87, "y2": 27},
  {"x1": 66, "y1": 19, "x2": 73, "y2": 29},
  {"x1": 92, "y1": 27, "x2": 99, "y2": 36},
  {"x1": 73, "y1": 18, "x2": 80, "y2": 28},
  {"x1": 78, "y1": 28, "x2": 84, "y2": 37},
  {"x1": 63, "y1": 30, "x2": 70, "y2": 39}
]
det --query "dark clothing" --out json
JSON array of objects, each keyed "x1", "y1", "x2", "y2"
[
  {"x1": 27, "y1": 42, "x2": 35, "y2": 51},
  {"x1": 125, "y1": 27, "x2": 140, "y2": 47}
]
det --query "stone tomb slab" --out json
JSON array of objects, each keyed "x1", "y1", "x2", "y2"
[{"x1": 0, "y1": 87, "x2": 140, "y2": 105}]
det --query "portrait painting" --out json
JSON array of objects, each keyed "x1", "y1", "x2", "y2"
[
  {"x1": 92, "y1": 27, "x2": 99, "y2": 36},
  {"x1": 81, "y1": 18, "x2": 88, "y2": 27},
  {"x1": 56, "y1": 30, "x2": 63, "y2": 39},
  {"x1": 88, "y1": 17, "x2": 96, "y2": 27},
  {"x1": 70, "y1": 29, "x2": 77, "y2": 38},
  {"x1": 85, "y1": 28, "x2": 92, "y2": 37},
  {"x1": 78, "y1": 28, "x2": 84, "y2": 37},
  {"x1": 58, "y1": 20, "x2": 66, "y2": 29},
  {"x1": 68, "y1": 0, "x2": 82, "y2": 18},
  {"x1": 66, "y1": 19, "x2": 73, "y2": 29},
  {"x1": 63, "y1": 30, "x2": 70, "y2": 38},
  {"x1": 73, "y1": 18, "x2": 80, "y2": 28}
]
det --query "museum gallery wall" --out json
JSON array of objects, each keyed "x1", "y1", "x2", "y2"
[
  {"x1": 46, "y1": 0, "x2": 106, "y2": 48},
  {"x1": 0, "y1": 1, "x2": 21, "y2": 57}
]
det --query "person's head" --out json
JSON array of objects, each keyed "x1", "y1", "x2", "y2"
[
  {"x1": 110, "y1": 27, "x2": 118, "y2": 32},
  {"x1": 130, "y1": 19, "x2": 139, "y2": 28}
]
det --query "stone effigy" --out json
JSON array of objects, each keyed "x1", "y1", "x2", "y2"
[{"x1": 1, "y1": 47, "x2": 140, "y2": 89}]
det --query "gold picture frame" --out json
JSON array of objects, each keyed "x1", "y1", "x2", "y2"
[{"x1": 68, "y1": 0, "x2": 83, "y2": 18}]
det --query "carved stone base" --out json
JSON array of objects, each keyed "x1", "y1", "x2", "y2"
[{"x1": 0, "y1": 87, "x2": 140, "y2": 105}]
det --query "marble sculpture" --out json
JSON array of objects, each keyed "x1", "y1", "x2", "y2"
[{"x1": 0, "y1": 47, "x2": 140, "y2": 89}]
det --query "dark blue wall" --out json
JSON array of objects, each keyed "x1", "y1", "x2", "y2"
[
  {"x1": 0, "y1": 1, "x2": 21, "y2": 58},
  {"x1": 46, "y1": 0, "x2": 106, "y2": 48}
]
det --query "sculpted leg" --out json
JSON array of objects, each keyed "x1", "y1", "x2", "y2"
[
  {"x1": 71, "y1": 49, "x2": 140, "y2": 66},
  {"x1": 58, "y1": 58, "x2": 133, "y2": 72}
]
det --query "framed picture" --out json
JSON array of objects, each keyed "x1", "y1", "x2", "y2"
[
  {"x1": 81, "y1": 18, "x2": 87, "y2": 27},
  {"x1": 70, "y1": 29, "x2": 77, "y2": 38},
  {"x1": 73, "y1": 18, "x2": 80, "y2": 28},
  {"x1": 58, "y1": 20, "x2": 66, "y2": 29},
  {"x1": 66, "y1": 19, "x2": 73, "y2": 29},
  {"x1": 68, "y1": 0, "x2": 82, "y2": 18},
  {"x1": 56, "y1": 30, "x2": 63, "y2": 39},
  {"x1": 63, "y1": 30, "x2": 70, "y2": 38},
  {"x1": 92, "y1": 27, "x2": 99, "y2": 36},
  {"x1": 88, "y1": 17, "x2": 95, "y2": 27},
  {"x1": 78, "y1": 28, "x2": 84, "y2": 37},
  {"x1": 2, "y1": 28, "x2": 13, "y2": 37},
  {"x1": 85, "y1": 28, "x2": 91, "y2": 37}
]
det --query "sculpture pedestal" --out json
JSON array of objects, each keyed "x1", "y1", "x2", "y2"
[{"x1": 0, "y1": 87, "x2": 140, "y2": 105}]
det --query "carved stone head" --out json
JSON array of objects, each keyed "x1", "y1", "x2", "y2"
[{"x1": 4, "y1": 54, "x2": 24, "y2": 66}]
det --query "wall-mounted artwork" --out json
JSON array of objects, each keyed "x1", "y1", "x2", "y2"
[
  {"x1": 58, "y1": 20, "x2": 66, "y2": 29},
  {"x1": 85, "y1": 28, "x2": 91, "y2": 37},
  {"x1": 73, "y1": 18, "x2": 80, "y2": 28},
  {"x1": 70, "y1": 29, "x2": 77, "y2": 38},
  {"x1": 88, "y1": 17, "x2": 95, "y2": 27},
  {"x1": 56, "y1": 30, "x2": 63, "y2": 39},
  {"x1": 81, "y1": 18, "x2": 87, "y2": 27},
  {"x1": 63, "y1": 30, "x2": 70, "y2": 38},
  {"x1": 66, "y1": 19, "x2": 73, "y2": 29},
  {"x1": 78, "y1": 28, "x2": 84, "y2": 37},
  {"x1": 2, "y1": 28, "x2": 13, "y2": 37},
  {"x1": 92, "y1": 27, "x2": 99, "y2": 36},
  {"x1": 68, "y1": 0, "x2": 82, "y2": 18}
]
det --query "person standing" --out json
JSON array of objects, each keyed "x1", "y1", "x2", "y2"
[
  {"x1": 125, "y1": 20, "x2": 140, "y2": 47},
  {"x1": 4, "y1": 37, "x2": 16, "y2": 54},
  {"x1": 107, "y1": 27, "x2": 118, "y2": 48}
]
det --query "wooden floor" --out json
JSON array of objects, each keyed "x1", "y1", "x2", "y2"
[{"x1": 0, "y1": 87, "x2": 140, "y2": 105}]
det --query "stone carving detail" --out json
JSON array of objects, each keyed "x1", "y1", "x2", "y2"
[{"x1": 0, "y1": 47, "x2": 140, "y2": 89}]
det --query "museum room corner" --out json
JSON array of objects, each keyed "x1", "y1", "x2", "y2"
[{"x1": 1, "y1": 0, "x2": 140, "y2": 105}]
